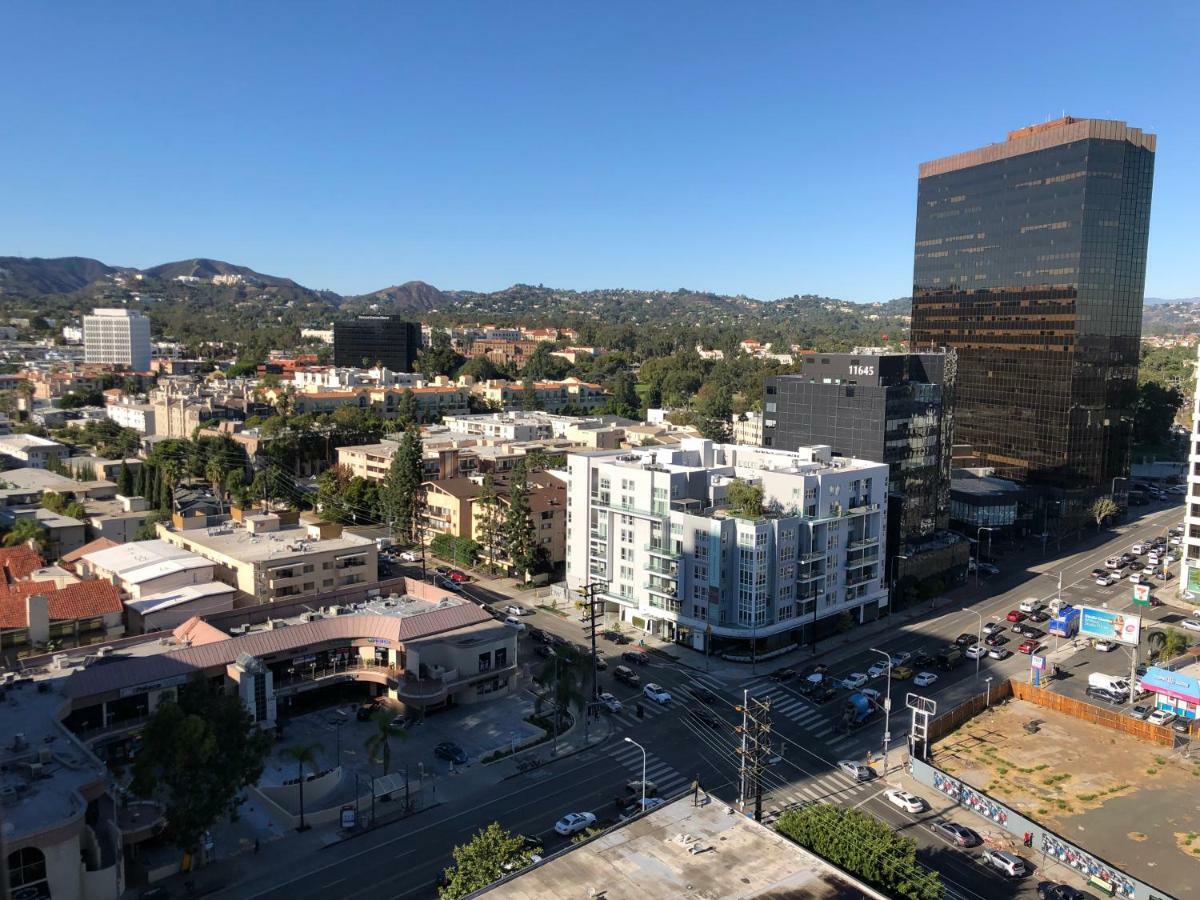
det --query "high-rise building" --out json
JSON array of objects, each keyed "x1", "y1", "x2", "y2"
[
  {"x1": 910, "y1": 117, "x2": 1155, "y2": 492},
  {"x1": 762, "y1": 351, "x2": 963, "y2": 583},
  {"x1": 83, "y1": 308, "x2": 152, "y2": 371},
  {"x1": 565, "y1": 440, "x2": 889, "y2": 653},
  {"x1": 333, "y1": 316, "x2": 421, "y2": 371},
  {"x1": 1180, "y1": 344, "x2": 1200, "y2": 599}
]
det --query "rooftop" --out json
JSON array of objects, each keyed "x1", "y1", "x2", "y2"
[
  {"x1": 81, "y1": 539, "x2": 195, "y2": 576},
  {"x1": 480, "y1": 796, "x2": 885, "y2": 899},
  {"x1": 164, "y1": 522, "x2": 375, "y2": 564},
  {"x1": 0, "y1": 580, "x2": 123, "y2": 628},
  {"x1": 0, "y1": 468, "x2": 114, "y2": 495},
  {"x1": 124, "y1": 581, "x2": 237, "y2": 616}
]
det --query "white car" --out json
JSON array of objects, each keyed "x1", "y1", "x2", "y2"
[
  {"x1": 1131, "y1": 543, "x2": 1146, "y2": 555},
  {"x1": 1105, "y1": 557, "x2": 1121, "y2": 569},
  {"x1": 1095, "y1": 575, "x2": 1114, "y2": 587},
  {"x1": 598, "y1": 692, "x2": 623, "y2": 713},
  {"x1": 1180, "y1": 619, "x2": 1200, "y2": 633},
  {"x1": 398, "y1": 550, "x2": 419, "y2": 562},
  {"x1": 841, "y1": 672, "x2": 868, "y2": 690},
  {"x1": 503, "y1": 616, "x2": 526, "y2": 631},
  {"x1": 867, "y1": 662, "x2": 889, "y2": 679},
  {"x1": 838, "y1": 760, "x2": 873, "y2": 781},
  {"x1": 1094, "y1": 640, "x2": 1116, "y2": 652},
  {"x1": 889, "y1": 651, "x2": 912, "y2": 666},
  {"x1": 860, "y1": 688, "x2": 882, "y2": 704},
  {"x1": 643, "y1": 683, "x2": 672, "y2": 704},
  {"x1": 964, "y1": 645, "x2": 986, "y2": 660},
  {"x1": 505, "y1": 603, "x2": 530, "y2": 617},
  {"x1": 884, "y1": 789, "x2": 926, "y2": 813},
  {"x1": 554, "y1": 811, "x2": 597, "y2": 835},
  {"x1": 913, "y1": 672, "x2": 938, "y2": 687},
  {"x1": 1171, "y1": 536, "x2": 1184, "y2": 546},
  {"x1": 1147, "y1": 709, "x2": 1177, "y2": 727}
]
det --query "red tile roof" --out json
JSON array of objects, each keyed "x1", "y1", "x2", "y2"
[
  {"x1": 0, "y1": 580, "x2": 122, "y2": 629},
  {"x1": 0, "y1": 545, "x2": 46, "y2": 582}
]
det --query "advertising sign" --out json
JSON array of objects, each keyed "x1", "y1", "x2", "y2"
[
  {"x1": 1031, "y1": 655, "x2": 1047, "y2": 671},
  {"x1": 1188, "y1": 565, "x2": 1200, "y2": 595},
  {"x1": 1079, "y1": 605, "x2": 1142, "y2": 646},
  {"x1": 1132, "y1": 583, "x2": 1151, "y2": 606}
]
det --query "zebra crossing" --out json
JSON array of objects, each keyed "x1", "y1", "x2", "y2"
[
  {"x1": 609, "y1": 738, "x2": 691, "y2": 798},
  {"x1": 759, "y1": 768, "x2": 876, "y2": 825},
  {"x1": 604, "y1": 671, "x2": 728, "y2": 730},
  {"x1": 739, "y1": 676, "x2": 870, "y2": 750}
]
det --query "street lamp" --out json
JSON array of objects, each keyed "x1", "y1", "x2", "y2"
[
  {"x1": 974, "y1": 526, "x2": 998, "y2": 586},
  {"x1": 985, "y1": 676, "x2": 994, "y2": 708},
  {"x1": 624, "y1": 737, "x2": 647, "y2": 810},
  {"x1": 962, "y1": 607, "x2": 984, "y2": 680},
  {"x1": 869, "y1": 648, "x2": 892, "y2": 778}
]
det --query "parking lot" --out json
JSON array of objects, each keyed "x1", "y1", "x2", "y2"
[{"x1": 934, "y1": 697, "x2": 1200, "y2": 897}]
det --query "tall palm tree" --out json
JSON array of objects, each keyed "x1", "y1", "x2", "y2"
[
  {"x1": 205, "y1": 456, "x2": 227, "y2": 515},
  {"x1": 280, "y1": 741, "x2": 323, "y2": 832},
  {"x1": 364, "y1": 708, "x2": 407, "y2": 776},
  {"x1": 534, "y1": 644, "x2": 591, "y2": 740}
]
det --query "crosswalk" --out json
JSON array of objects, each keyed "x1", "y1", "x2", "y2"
[
  {"x1": 604, "y1": 671, "x2": 729, "y2": 730},
  {"x1": 739, "y1": 676, "x2": 868, "y2": 749},
  {"x1": 609, "y1": 738, "x2": 690, "y2": 799},
  {"x1": 759, "y1": 768, "x2": 876, "y2": 825}
]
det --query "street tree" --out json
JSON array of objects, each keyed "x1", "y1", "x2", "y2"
[
  {"x1": 130, "y1": 678, "x2": 272, "y2": 854},
  {"x1": 381, "y1": 425, "x2": 424, "y2": 542},
  {"x1": 280, "y1": 742, "x2": 323, "y2": 832},
  {"x1": 364, "y1": 708, "x2": 408, "y2": 776},
  {"x1": 475, "y1": 473, "x2": 505, "y2": 574},
  {"x1": 439, "y1": 822, "x2": 541, "y2": 899},
  {"x1": 504, "y1": 461, "x2": 540, "y2": 581},
  {"x1": 1090, "y1": 497, "x2": 1119, "y2": 530},
  {"x1": 534, "y1": 643, "x2": 590, "y2": 736}
]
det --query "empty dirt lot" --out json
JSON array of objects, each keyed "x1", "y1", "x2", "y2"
[{"x1": 933, "y1": 698, "x2": 1200, "y2": 897}]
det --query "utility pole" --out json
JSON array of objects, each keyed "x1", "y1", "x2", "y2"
[
  {"x1": 580, "y1": 580, "x2": 607, "y2": 742},
  {"x1": 735, "y1": 694, "x2": 772, "y2": 822},
  {"x1": 737, "y1": 689, "x2": 749, "y2": 809}
]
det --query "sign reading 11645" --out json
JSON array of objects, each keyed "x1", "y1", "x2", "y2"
[{"x1": 848, "y1": 365, "x2": 875, "y2": 376}]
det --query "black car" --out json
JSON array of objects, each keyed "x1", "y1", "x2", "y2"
[
  {"x1": 356, "y1": 700, "x2": 383, "y2": 721},
  {"x1": 687, "y1": 703, "x2": 720, "y2": 727},
  {"x1": 613, "y1": 665, "x2": 641, "y2": 686},
  {"x1": 985, "y1": 633, "x2": 1007, "y2": 647},
  {"x1": 622, "y1": 650, "x2": 649, "y2": 665},
  {"x1": 769, "y1": 668, "x2": 798, "y2": 682},
  {"x1": 811, "y1": 684, "x2": 837, "y2": 704},
  {"x1": 603, "y1": 630, "x2": 632, "y2": 645},
  {"x1": 1090, "y1": 568, "x2": 1107, "y2": 578},
  {"x1": 911, "y1": 652, "x2": 936, "y2": 668},
  {"x1": 1173, "y1": 719, "x2": 1192, "y2": 735},
  {"x1": 1037, "y1": 882, "x2": 1089, "y2": 900},
  {"x1": 954, "y1": 633, "x2": 975, "y2": 647},
  {"x1": 1027, "y1": 611, "x2": 1050, "y2": 623},
  {"x1": 1018, "y1": 625, "x2": 1045, "y2": 639},
  {"x1": 1086, "y1": 686, "x2": 1125, "y2": 705},
  {"x1": 435, "y1": 565, "x2": 452, "y2": 575},
  {"x1": 688, "y1": 685, "x2": 718, "y2": 704},
  {"x1": 434, "y1": 741, "x2": 468, "y2": 765}
]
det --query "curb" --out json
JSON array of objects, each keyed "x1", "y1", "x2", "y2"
[{"x1": 318, "y1": 800, "x2": 445, "y2": 849}]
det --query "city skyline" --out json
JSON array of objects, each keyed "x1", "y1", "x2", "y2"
[{"x1": 2, "y1": 3, "x2": 1197, "y2": 302}]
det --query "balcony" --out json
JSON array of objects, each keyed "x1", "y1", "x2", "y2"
[
  {"x1": 799, "y1": 551, "x2": 825, "y2": 563},
  {"x1": 848, "y1": 502, "x2": 881, "y2": 515},
  {"x1": 797, "y1": 570, "x2": 826, "y2": 584},
  {"x1": 118, "y1": 800, "x2": 167, "y2": 845},
  {"x1": 645, "y1": 559, "x2": 678, "y2": 576},
  {"x1": 592, "y1": 494, "x2": 666, "y2": 519},
  {"x1": 846, "y1": 555, "x2": 878, "y2": 570},
  {"x1": 644, "y1": 581, "x2": 677, "y2": 599},
  {"x1": 848, "y1": 536, "x2": 879, "y2": 549},
  {"x1": 392, "y1": 674, "x2": 449, "y2": 705},
  {"x1": 275, "y1": 659, "x2": 391, "y2": 695},
  {"x1": 644, "y1": 542, "x2": 682, "y2": 559}
]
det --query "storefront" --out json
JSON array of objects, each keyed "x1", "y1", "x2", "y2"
[{"x1": 1138, "y1": 665, "x2": 1200, "y2": 719}]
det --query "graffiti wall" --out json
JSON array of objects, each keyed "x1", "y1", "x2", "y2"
[{"x1": 910, "y1": 757, "x2": 1172, "y2": 900}]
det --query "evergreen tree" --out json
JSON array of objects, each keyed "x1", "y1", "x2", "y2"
[
  {"x1": 521, "y1": 376, "x2": 538, "y2": 411},
  {"x1": 118, "y1": 459, "x2": 134, "y2": 496},
  {"x1": 381, "y1": 425, "x2": 424, "y2": 542},
  {"x1": 396, "y1": 388, "x2": 418, "y2": 426},
  {"x1": 606, "y1": 370, "x2": 641, "y2": 419},
  {"x1": 158, "y1": 470, "x2": 172, "y2": 513},
  {"x1": 504, "y1": 460, "x2": 538, "y2": 581},
  {"x1": 133, "y1": 462, "x2": 146, "y2": 498},
  {"x1": 476, "y1": 473, "x2": 505, "y2": 574}
]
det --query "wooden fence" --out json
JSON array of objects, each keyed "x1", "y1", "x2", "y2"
[
  {"x1": 927, "y1": 679, "x2": 1014, "y2": 742},
  {"x1": 1009, "y1": 679, "x2": 1177, "y2": 746}
]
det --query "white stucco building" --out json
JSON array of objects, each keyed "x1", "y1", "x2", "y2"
[{"x1": 83, "y1": 308, "x2": 151, "y2": 371}]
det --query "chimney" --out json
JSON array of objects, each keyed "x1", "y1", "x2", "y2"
[{"x1": 26, "y1": 593, "x2": 50, "y2": 646}]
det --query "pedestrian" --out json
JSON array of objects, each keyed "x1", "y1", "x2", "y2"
[
  {"x1": 692, "y1": 775, "x2": 701, "y2": 806},
  {"x1": 254, "y1": 837, "x2": 260, "y2": 854}
]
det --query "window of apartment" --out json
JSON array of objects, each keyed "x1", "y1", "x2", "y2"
[
  {"x1": 620, "y1": 546, "x2": 632, "y2": 561},
  {"x1": 494, "y1": 647, "x2": 508, "y2": 669},
  {"x1": 478, "y1": 651, "x2": 492, "y2": 673},
  {"x1": 778, "y1": 604, "x2": 794, "y2": 620},
  {"x1": 620, "y1": 565, "x2": 634, "y2": 581},
  {"x1": 692, "y1": 583, "x2": 707, "y2": 602},
  {"x1": 693, "y1": 563, "x2": 708, "y2": 581},
  {"x1": 692, "y1": 604, "x2": 707, "y2": 620},
  {"x1": 621, "y1": 529, "x2": 633, "y2": 543}
]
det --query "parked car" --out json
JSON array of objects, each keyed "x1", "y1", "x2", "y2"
[
  {"x1": 981, "y1": 848, "x2": 1027, "y2": 877},
  {"x1": 884, "y1": 789, "x2": 926, "y2": 813},
  {"x1": 603, "y1": 630, "x2": 632, "y2": 644},
  {"x1": 598, "y1": 692, "x2": 623, "y2": 713},
  {"x1": 398, "y1": 549, "x2": 419, "y2": 562},
  {"x1": 913, "y1": 672, "x2": 938, "y2": 687},
  {"x1": 977, "y1": 562, "x2": 1000, "y2": 577},
  {"x1": 448, "y1": 570, "x2": 469, "y2": 583},
  {"x1": 1129, "y1": 704, "x2": 1152, "y2": 720},
  {"x1": 932, "y1": 820, "x2": 980, "y2": 847},
  {"x1": 643, "y1": 683, "x2": 672, "y2": 704},
  {"x1": 503, "y1": 616, "x2": 526, "y2": 631},
  {"x1": 357, "y1": 700, "x2": 383, "y2": 721},
  {"x1": 1086, "y1": 686, "x2": 1125, "y2": 705},
  {"x1": 1037, "y1": 883, "x2": 1088, "y2": 900},
  {"x1": 434, "y1": 742, "x2": 468, "y2": 765},
  {"x1": 619, "y1": 797, "x2": 665, "y2": 820},
  {"x1": 554, "y1": 811, "x2": 597, "y2": 835},
  {"x1": 838, "y1": 760, "x2": 873, "y2": 781},
  {"x1": 964, "y1": 645, "x2": 986, "y2": 660},
  {"x1": 1180, "y1": 619, "x2": 1200, "y2": 633},
  {"x1": 1018, "y1": 639, "x2": 1041, "y2": 654},
  {"x1": 1006, "y1": 610, "x2": 1026, "y2": 623},
  {"x1": 1173, "y1": 719, "x2": 1192, "y2": 735},
  {"x1": 1148, "y1": 709, "x2": 1177, "y2": 727},
  {"x1": 434, "y1": 576, "x2": 462, "y2": 592},
  {"x1": 1093, "y1": 640, "x2": 1116, "y2": 652},
  {"x1": 622, "y1": 650, "x2": 650, "y2": 665},
  {"x1": 506, "y1": 603, "x2": 530, "y2": 616},
  {"x1": 988, "y1": 647, "x2": 1013, "y2": 660},
  {"x1": 769, "y1": 667, "x2": 798, "y2": 682},
  {"x1": 613, "y1": 665, "x2": 640, "y2": 686},
  {"x1": 842, "y1": 672, "x2": 869, "y2": 690}
]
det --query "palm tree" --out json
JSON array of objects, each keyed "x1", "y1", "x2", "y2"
[
  {"x1": 3, "y1": 518, "x2": 48, "y2": 550},
  {"x1": 280, "y1": 741, "x2": 323, "y2": 832},
  {"x1": 534, "y1": 644, "x2": 591, "y2": 745},
  {"x1": 1148, "y1": 627, "x2": 1189, "y2": 662},
  {"x1": 205, "y1": 456, "x2": 227, "y2": 515},
  {"x1": 365, "y1": 708, "x2": 407, "y2": 776}
]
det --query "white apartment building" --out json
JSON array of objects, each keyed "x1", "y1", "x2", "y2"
[
  {"x1": 105, "y1": 399, "x2": 157, "y2": 434},
  {"x1": 565, "y1": 439, "x2": 889, "y2": 654},
  {"x1": 83, "y1": 308, "x2": 152, "y2": 370},
  {"x1": 1182, "y1": 343, "x2": 1200, "y2": 598}
]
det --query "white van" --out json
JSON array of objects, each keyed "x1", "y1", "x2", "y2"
[
  {"x1": 1048, "y1": 598, "x2": 1070, "y2": 615},
  {"x1": 1019, "y1": 598, "x2": 1045, "y2": 614},
  {"x1": 1088, "y1": 672, "x2": 1129, "y2": 694},
  {"x1": 502, "y1": 616, "x2": 526, "y2": 631}
]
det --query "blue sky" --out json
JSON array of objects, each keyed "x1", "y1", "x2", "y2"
[{"x1": 3, "y1": 2, "x2": 1196, "y2": 301}]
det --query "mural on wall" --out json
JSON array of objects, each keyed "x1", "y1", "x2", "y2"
[
  {"x1": 932, "y1": 770, "x2": 1008, "y2": 826},
  {"x1": 1040, "y1": 834, "x2": 1135, "y2": 899}
]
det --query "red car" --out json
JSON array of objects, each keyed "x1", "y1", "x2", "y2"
[
  {"x1": 1006, "y1": 610, "x2": 1026, "y2": 623},
  {"x1": 1018, "y1": 639, "x2": 1040, "y2": 654},
  {"x1": 448, "y1": 570, "x2": 470, "y2": 583}
]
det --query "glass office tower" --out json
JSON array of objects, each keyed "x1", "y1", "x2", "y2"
[{"x1": 910, "y1": 118, "x2": 1155, "y2": 491}]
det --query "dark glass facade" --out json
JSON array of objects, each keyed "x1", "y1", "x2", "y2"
[
  {"x1": 333, "y1": 316, "x2": 422, "y2": 371},
  {"x1": 762, "y1": 352, "x2": 955, "y2": 550},
  {"x1": 910, "y1": 118, "x2": 1155, "y2": 491}
]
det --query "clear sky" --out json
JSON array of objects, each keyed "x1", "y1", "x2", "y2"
[{"x1": 3, "y1": 2, "x2": 1196, "y2": 301}]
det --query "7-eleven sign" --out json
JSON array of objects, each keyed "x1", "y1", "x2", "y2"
[{"x1": 1133, "y1": 583, "x2": 1151, "y2": 605}]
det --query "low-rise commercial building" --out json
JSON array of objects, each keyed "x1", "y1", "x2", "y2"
[{"x1": 0, "y1": 433, "x2": 70, "y2": 469}]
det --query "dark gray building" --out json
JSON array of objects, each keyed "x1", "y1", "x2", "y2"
[
  {"x1": 910, "y1": 117, "x2": 1155, "y2": 494},
  {"x1": 333, "y1": 316, "x2": 421, "y2": 371},
  {"x1": 762, "y1": 352, "x2": 960, "y2": 582}
]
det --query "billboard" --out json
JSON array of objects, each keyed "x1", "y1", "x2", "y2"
[{"x1": 1079, "y1": 605, "x2": 1141, "y2": 646}]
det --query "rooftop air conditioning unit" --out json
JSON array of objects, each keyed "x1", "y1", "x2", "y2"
[
  {"x1": 0, "y1": 673, "x2": 16, "y2": 686},
  {"x1": 96, "y1": 646, "x2": 114, "y2": 657},
  {"x1": 267, "y1": 619, "x2": 288, "y2": 630},
  {"x1": 52, "y1": 654, "x2": 71, "y2": 670},
  {"x1": 301, "y1": 612, "x2": 323, "y2": 623},
  {"x1": 326, "y1": 605, "x2": 345, "y2": 616},
  {"x1": 229, "y1": 624, "x2": 250, "y2": 636}
]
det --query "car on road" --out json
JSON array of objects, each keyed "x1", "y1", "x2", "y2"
[
  {"x1": 1019, "y1": 599, "x2": 1045, "y2": 614},
  {"x1": 964, "y1": 645, "x2": 986, "y2": 660},
  {"x1": 1095, "y1": 574, "x2": 1114, "y2": 586},
  {"x1": 687, "y1": 685, "x2": 718, "y2": 704},
  {"x1": 1027, "y1": 610, "x2": 1050, "y2": 623},
  {"x1": 769, "y1": 667, "x2": 798, "y2": 682},
  {"x1": 891, "y1": 665, "x2": 915, "y2": 681},
  {"x1": 1131, "y1": 542, "x2": 1147, "y2": 555},
  {"x1": 1172, "y1": 535, "x2": 1184, "y2": 546},
  {"x1": 889, "y1": 651, "x2": 912, "y2": 666},
  {"x1": 867, "y1": 661, "x2": 890, "y2": 679},
  {"x1": 448, "y1": 570, "x2": 469, "y2": 583},
  {"x1": 1006, "y1": 610, "x2": 1027, "y2": 623},
  {"x1": 838, "y1": 760, "x2": 874, "y2": 781},
  {"x1": 434, "y1": 575, "x2": 463, "y2": 592},
  {"x1": 503, "y1": 616, "x2": 526, "y2": 631},
  {"x1": 1091, "y1": 568, "x2": 1108, "y2": 578},
  {"x1": 643, "y1": 683, "x2": 672, "y2": 704},
  {"x1": 435, "y1": 565, "x2": 452, "y2": 575},
  {"x1": 988, "y1": 647, "x2": 1013, "y2": 660},
  {"x1": 1037, "y1": 883, "x2": 1088, "y2": 900},
  {"x1": 976, "y1": 562, "x2": 1000, "y2": 577},
  {"x1": 613, "y1": 665, "x2": 640, "y2": 686},
  {"x1": 1016, "y1": 624, "x2": 1045, "y2": 639},
  {"x1": 984, "y1": 632, "x2": 1006, "y2": 647},
  {"x1": 622, "y1": 651, "x2": 650, "y2": 665},
  {"x1": 981, "y1": 848, "x2": 1027, "y2": 877},
  {"x1": 1180, "y1": 619, "x2": 1200, "y2": 633},
  {"x1": 911, "y1": 651, "x2": 936, "y2": 668},
  {"x1": 603, "y1": 630, "x2": 632, "y2": 644},
  {"x1": 982, "y1": 621, "x2": 1001, "y2": 635},
  {"x1": 1129, "y1": 704, "x2": 1152, "y2": 720},
  {"x1": 1086, "y1": 686, "x2": 1125, "y2": 705},
  {"x1": 598, "y1": 692, "x2": 623, "y2": 713},
  {"x1": 554, "y1": 811, "x2": 597, "y2": 835},
  {"x1": 954, "y1": 633, "x2": 976, "y2": 647},
  {"x1": 1093, "y1": 640, "x2": 1116, "y2": 652},
  {"x1": 398, "y1": 549, "x2": 419, "y2": 562},
  {"x1": 1105, "y1": 556, "x2": 1121, "y2": 569},
  {"x1": 932, "y1": 820, "x2": 980, "y2": 847},
  {"x1": 884, "y1": 789, "x2": 926, "y2": 813},
  {"x1": 811, "y1": 683, "x2": 838, "y2": 704},
  {"x1": 619, "y1": 797, "x2": 666, "y2": 820},
  {"x1": 1018, "y1": 639, "x2": 1041, "y2": 654},
  {"x1": 1148, "y1": 709, "x2": 1177, "y2": 727},
  {"x1": 860, "y1": 687, "x2": 882, "y2": 704},
  {"x1": 687, "y1": 703, "x2": 720, "y2": 727},
  {"x1": 842, "y1": 672, "x2": 869, "y2": 690},
  {"x1": 434, "y1": 742, "x2": 468, "y2": 765},
  {"x1": 913, "y1": 672, "x2": 938, "y2": 687},
  {"x1": 1128, "y1": 561, "x2": 1143, "y2": 572},
  {"x1": 506, "y1": 603, "x2": 530, "y2": 617}
]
